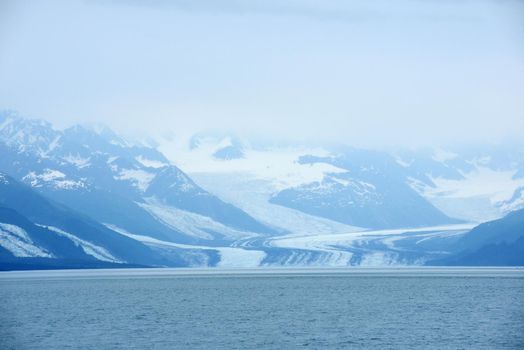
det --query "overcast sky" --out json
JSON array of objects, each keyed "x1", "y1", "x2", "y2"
[{"x1": 1, "y1": 0, "x2": 523, "y2": 147}]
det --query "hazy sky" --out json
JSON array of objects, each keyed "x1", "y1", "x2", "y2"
[{"x1": 1, "y1": 0, "x2": 523, "y2": 146}]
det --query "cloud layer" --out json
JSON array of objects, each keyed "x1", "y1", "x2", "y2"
[{"x1": 1, "y1": 0, "x2": 523, "y2": 146}]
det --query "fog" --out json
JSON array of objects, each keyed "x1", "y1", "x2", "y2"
[{"x1": 1, "y1": 0, "x2": 523, "y2": 147}]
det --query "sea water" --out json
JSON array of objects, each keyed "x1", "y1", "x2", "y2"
[{"x1": 1, "y1": 268, "x2": 523, "y2": 349}]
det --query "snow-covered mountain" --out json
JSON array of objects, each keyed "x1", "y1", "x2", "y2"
[
  {"x1": 151, "y1": 131, "x2": 524, "y2": 266},
  {"x1": 0, "y1": 172, "x2": 175, "y2": 269},
  {"x1": 0, "y1": 112, "x2": 276, "y2": 246},
  {"x1": 269, "y1": 149, "x2": 461, "y2": 229},
  {"x1": 430, "y1": 208, "x2": 524, "y2": 266},
  {"x1": 395, "y1": 146, "x2": 524, "y2": 222},
  {"x1": 157, "y1": 133, "x2": 524, "y2": 227},
  {"x1": 2, "y1": 111, "x2": 523, "y2": 269}
]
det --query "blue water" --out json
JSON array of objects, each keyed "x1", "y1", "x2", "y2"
[{"x1": 1, "y1": 268, "x2": 523, "y2": 349}]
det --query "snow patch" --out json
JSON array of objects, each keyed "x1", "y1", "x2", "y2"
[
  {"x1": 139, "y1": 198, "x2": 259, "y2": 241},
  {"x1": 496, "y1": 187, "x2": 524, "y2": 214},
  {"x1": 63, "y1": 154, "x2": 91, "y2": 169},
  {"x1": 42, "y1": 135, "x2": 61, "y2": 156},
  {"x1": 0, "y1": 116, "x2": 14, "y2": 131},
  {"x1": 358, "y1": 252, "x2": 401, "y2": 266},
  {"x1": 190, "y1": 172, "x2": 363, "y2": 238},
  {"x1": 421, "y1": 167, "x2": 524, "y2": 204},
  {"x1": 0, "y1": 173, "x2": 8, "y2": 184},
  {"x1": 410, "y1": 166, "x2": 524, "y2": 221},
  {"x1": 269, "y1": 224, "x2": 474, "y2": 267},
  {"x1": 39, "y1": 225, "x2": 123, "y2": 263},
  {"x1": 23, "y1": 169, "x2": 85, "y2": 190},
  {"x1": 394, "y1": 155, "x2": 413, "y2": 168},
  {"x1": 156, "y1": 134, "x2": 346, "y2": 191},
  {"x1": 135, "y1": 156, "x2": 168, "y2": 169},
  {"x1": 114, "y1": 169, "x2": 155, "y2": 192},
  {"x1": 0, "y1": 223, "x2": 53, "y2": 258},
  {"x1": 106, "y1": 224, "x2": 266, "y2": 267}
]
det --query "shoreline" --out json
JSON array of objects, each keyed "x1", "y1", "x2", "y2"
[{"x1": 1, "y1": 266, "x2": 524, "y2": 280}]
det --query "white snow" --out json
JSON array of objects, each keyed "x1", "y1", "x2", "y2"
[
  {"x1": 0, "y1": 116, "x2": 14, "y2": 131},
  {"x1": 0, "y1": 223, "x2": 53, "y2": 258},
  {"x1": 269, "y1": 224, "x2": 474, "y2": 267},
  {"x1": 39, "y1": 225, "x2": 123, "y2": 263},
  {"x1": 106, "y1": 224, "x2": 266, "y2": 267},
  {"x1": 23, "y1": 169, "x2": 85, "y2": 190},
  {"x1": 156, "y1": 134, "x2": 347, "y2": 191},
  {"x1": 413, "y1": 166, "x2": 524, "y2": 221},
  {"x1": 394, "y1": 155, "x2": 413, "y2": 168},
  {"x1": 496, "y1": 187, "x2": 524, "y2": 214},
  {"x1": 297, "y1": 176, "x2": 377, "y2": 199},
  {"x1": 35, "y1": 169, "x2": 65, "y2": 181},
  {"x1": 114, "y1": 169, "x2": 155, "y2": 192},
  {"x1": 358, "y1": 252, "x2": 401, "y2": 266},
  {"x1": 63, "y1": 154, "x2": 91, "y2": 168},
  {"x1": 215, "y1": 247, "x2": 266, "y2": 267},
  {"x1": 167, "y1": 171, "x2": 196, "y2": 192},
  {"x1": 135, "y1": 156, "x2": 168, "y2": 169},
  {"x1": 190, "y1": 172, "x2": 363, "y2": 237},
  {"x1": 425, "y1": 167, "x2": 524, "y2": 203},
  {"x1": 42, "y1": 135, "x2": 61, "y2": 156},
  {"x1": 139, "y1": 198, "x2": 260, "y2": 241}
]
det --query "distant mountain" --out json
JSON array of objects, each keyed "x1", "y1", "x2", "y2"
[
  {"x1": 0, "y1": 112, "x2": 276, "y2": 245},
  {"x1": 496, "y1": 187, "x2": 524, "y2": 214},
  {"x1": 212, "y1": 138, "x2": 245, "y2": 160},
  {"x1": 2, "y1": 110, "x2": 524, "y2": 269},
  {"x1": 213, "y1": 145, "x2": 244, "y2": 160},
  {"x1": 157, "y1": 133, "x2": 524, "y2": 230},
  {"x1": 145, "y1": 167, "x2": 269, "y2": 233},
  {"x1": 267, "y1": 144, "x2": 524, "y2": 229},
  {"x1": 269, "y1": 149, "x2": 461, "y2": 229},
  {"x1": 396, "y1": 146, "x2": 524, "y2": 222},
  {"x1": 429, "y1": 208, "x2": 524, "y2": 266},
  {"x1": 0, "y1": 173, "x2": 180, "y2": 269}
]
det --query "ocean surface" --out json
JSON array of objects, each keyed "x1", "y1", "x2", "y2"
[{"x1": 1, "y1": 267, "x2": 523, "y2": 349}]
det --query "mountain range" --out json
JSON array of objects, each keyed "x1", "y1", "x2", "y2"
[{"x1": 1, "y1": 111, "x2": 523, "y2": 269}]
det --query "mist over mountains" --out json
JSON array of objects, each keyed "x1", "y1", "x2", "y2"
[{"x1": 1, "y1": 111, "x2": 523, "y2": 269}]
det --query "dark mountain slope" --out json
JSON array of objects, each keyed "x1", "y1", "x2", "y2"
[{"x1": 429, "y1": 209, "x2": 524, "y2": 266}]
